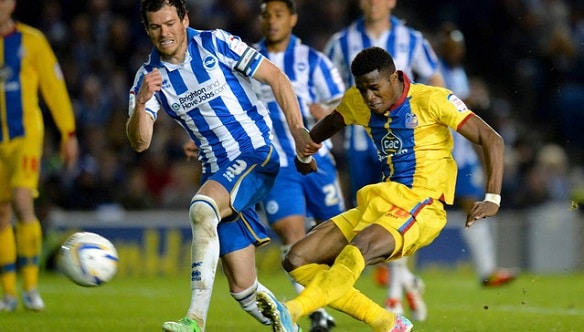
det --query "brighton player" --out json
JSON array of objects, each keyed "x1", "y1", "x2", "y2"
[
  {"x1": 253, "y1": 0, "x2": 345, "y2": 330},
  {"x1": 257, "y1": 46, "x2": 505, "y2": 332},
  {"x1": 127, "y1": 1, "x2": 318, "y2": 331},
  {"x1": 436, "y1": 23, "x2": 517, "y2": 287},
  {"x1": 0, "y1": 0, "x2": 79, "y2": 312},
  {"x1": 323, "y1": 0, "x2": 444, "y2": 321}
]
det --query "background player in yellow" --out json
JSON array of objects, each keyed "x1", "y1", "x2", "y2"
[
  {"x1": 0, "y1": 0, "x2": 78, "y2": 311},
  {"x1": 257, "y1": 46, "x2": 504, "y2": 332}
]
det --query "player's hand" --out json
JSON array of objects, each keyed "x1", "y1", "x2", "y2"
[
  {"x1": 60, "y1": 135, "x2": 79, "y2": 171},
  {"x1": 465, "y1": 201, "x2": 500, "y2": 228},
  {"x1": 183, "y1": 140, "x2": 199, "y2": 161},
  {"x1": 136, "y1": 68, "x2": 163, "y2": 105},
  {"x1": 295, "y1": 154, "x2": 318, "y2": 175},
  {"x1": 293, "y1": 127, "x2": 321, "y2": 158}
]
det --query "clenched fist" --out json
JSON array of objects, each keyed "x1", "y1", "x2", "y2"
[{"x1": 295, "y1": 155, "x2": 318, "y2": 175}]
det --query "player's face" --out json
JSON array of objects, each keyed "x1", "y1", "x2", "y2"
[
  {"x1": 0, "y1": 0, "x2": 16, "y2": 28},
  {"x1": 260, "y1": 1, "x2": 297, "y2": 45},
  {"x1": 360, "y1": 0, "x2": 396, "y2": 21},
  {"x1": 145, "y1": 4, "x2": 189, "y2": 63},
  {"x1": 355, "y1": 70, "x2": 401, "y2": 115}
]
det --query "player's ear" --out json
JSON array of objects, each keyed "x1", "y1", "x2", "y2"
[
  {"x1": 183, "y1": 12, "x2": 190, "y2": 27},
  {"x1": 290, "y1": 13, "x2": 298, "y2": 28}
]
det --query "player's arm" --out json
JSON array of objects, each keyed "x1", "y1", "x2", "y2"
[
  {"x1": 35, "y1": 34, "x2": 79, "y2": 170},
  {"x1": 253, "y1": 59, "x2": 321, "y2": 158},
  {"x1": 126, "y1": 69, "x2": 161, "y2": 152},
  {"x1": 291, "y1": 110, "x2": 346, "y2": 175},
  {"x1": 309, "y1": 110, "x2": 346, "y2": 144},
  {"x1": 457, "y1": 114, "x2": 504, "y2": 227}
]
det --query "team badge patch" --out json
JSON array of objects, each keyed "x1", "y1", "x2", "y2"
[
  {"x1": 203, "y1": 56, "x2": 218, "y2": 71},
  {"x1": 447, "y1": 94, "x2": 468, "y2": 112},
  {"x1": 405, "y1": 113, "x2": 418, "y2": 129}
]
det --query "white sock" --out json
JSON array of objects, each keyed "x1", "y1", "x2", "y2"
[
  {"x1": 231, "y1": 280, "x2": 271, "y2": 325},
  {"x1": 387, "y1": 260, "x2": 404, "y2": 300},
  {"x1": 186, "y1": 195, "x2": 221, "y2": 329},
  {"x1": 461, "y1": 219, "x2": 496, "y2": 278}
]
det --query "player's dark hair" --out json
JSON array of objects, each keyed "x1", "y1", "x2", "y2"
[
  {"x1": 259, "y1": 0, "x2": 297, "y2": 13},
  {"x1": 351, "y1": 46, "x2": 396, "y2": 77},
  {"x1": 140, "y1": 0, "x2": 188, "y2": 28}
]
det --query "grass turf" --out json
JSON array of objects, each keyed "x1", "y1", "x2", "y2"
[{"x1": 2, "y1": 265, "x2": 583, "y2": 331}]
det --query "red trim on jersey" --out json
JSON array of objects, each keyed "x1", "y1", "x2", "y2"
[
  {"x1": 456, "y1": 112, "x2": 475, "y2": 131},
  {"x1": 389, "y1": 71, "x2": 410, "y2": 112}
]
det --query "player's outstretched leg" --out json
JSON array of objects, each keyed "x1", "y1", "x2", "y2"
[
  {"x1": 256, "y1": 290, "x2": 302, "y2": 332},
  {"x1": 404, "y1": 275, "x2": 427, "y2": 321}
]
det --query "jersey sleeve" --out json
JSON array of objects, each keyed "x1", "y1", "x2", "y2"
[
  {"x1": 212, "y1": 29, "x2": 265, "y2": 77},
  {"x1": 431, "y1": 89, "x2": 474, "y2": 130},
  {"x1": 34, "y1": 31, "x2": 76, "y2": 137},
  {"x1": 128, "y1": 67, "x2": 160, "y2": 120},
  {"x1": 336, "y1": 87, "x2": 371, "y2": 126}
]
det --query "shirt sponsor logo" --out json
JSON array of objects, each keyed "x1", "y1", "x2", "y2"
[
  {"x1": 177, "y1": 79, "x2": 228, "y2": 110},
  {"x1": 380, "y1": 132, "x2": 408, "y2": 157},
  {"x1": 0, "y1": 65, "x2": 13, "y2": 81}
]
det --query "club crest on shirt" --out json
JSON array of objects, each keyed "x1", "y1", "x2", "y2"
[
  {"x1": 447, "y1": 94, "x2": 468, "y2": 112},
  {"x1": 203, "y1": 56, "x2": 218, "y2": 71},
  {"x1": 405, "y1": 113, "x2": 418, "y2": 129}
]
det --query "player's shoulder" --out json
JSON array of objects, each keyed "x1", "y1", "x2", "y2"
[{"x1": 15, "y1": 22, "x2": 48, "y2": 42}]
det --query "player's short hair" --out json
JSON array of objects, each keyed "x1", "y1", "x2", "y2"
[
  {"x1": 350, "y1": 47, "x2": 396, "y2": 77},
  {"x1": 140, "y1": 0, "x2": 188, "y2": 28},
  {"x1": 259, "y1": 0, "x2": 297, "y2": 13}
]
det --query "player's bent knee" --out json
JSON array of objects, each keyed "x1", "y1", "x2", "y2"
[
  {"x1": 282, "y1": 249, "x2": 306, "y2": 272},
  {"x1": 189, "y1": 194, "x2": 220, "y2": 228}
]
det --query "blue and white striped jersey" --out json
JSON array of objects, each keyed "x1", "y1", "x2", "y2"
[
  {"x1": 324, "y1": 16, "x2": 440, "y2": 87},
  {"x1": 129, "y1": 28, "x2": 273, "y2": 174},
  {"x1": 253, "y1": 35, "x2": 345, "y2": 166}
]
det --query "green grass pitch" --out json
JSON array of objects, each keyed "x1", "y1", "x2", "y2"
[{"x1": 2, "y1": 261, "x2": 583, "y2": 331}]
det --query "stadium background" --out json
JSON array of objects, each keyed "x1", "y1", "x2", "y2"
[{"x1": 10, "y1": 0, "x2": 584, "y2": 276}]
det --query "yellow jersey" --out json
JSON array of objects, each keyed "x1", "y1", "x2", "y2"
[
  {"x1": 336, "y1": 72, "x2": 473, "y2": 204},
  {"x1": 0, "y1": 22, "x2": 75, "y2": 142}
]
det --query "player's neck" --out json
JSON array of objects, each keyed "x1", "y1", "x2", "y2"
[
  {"x1": 266, "y1": 35, "x2": 291, "y2": 53},
  {"x1": 0, "y1": 18, "x2": 15, "y2": 36},
  {"x1": 364, "y1": 15, "x2": 391, "y2": 39}
]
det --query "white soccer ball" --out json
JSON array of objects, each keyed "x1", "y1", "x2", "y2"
[{"x1": 58, "y1": 232, "x2": 119, "y2": 287}]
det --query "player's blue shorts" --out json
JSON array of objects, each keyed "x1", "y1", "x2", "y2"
[
  {"x1": 455, "y1": 161, "x2": 484, "y2": 199},
  {"x1": 261, "y1": 152, "x2": 345, "y2": 225},
  {"x1": 201, "y1": 144, "x2": 279, "y2": 256}
]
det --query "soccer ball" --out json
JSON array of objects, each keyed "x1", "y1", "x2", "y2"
[{"x1": 58, "y1": 232, "x2": 119, "y2": 287}]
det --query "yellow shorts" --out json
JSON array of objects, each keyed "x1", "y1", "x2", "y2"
[
  {"x1": 331, "y1": 181, "x2": 447, "y2": 260},
  {"x1": 0, "y1": 136, "x2": 43, "y2": 201}
]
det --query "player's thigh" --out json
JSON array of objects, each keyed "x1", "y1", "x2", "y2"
[
  {"x1": 0, "y1": 137, "x2": 42, "y2": 202},
  {"x1": 286, "y1": 220, "x2": 347, "y2": 269},
  {"x1": 221, "y1": 244, "x2": 258, "y2": 293}
]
